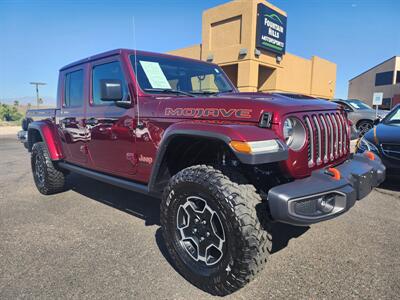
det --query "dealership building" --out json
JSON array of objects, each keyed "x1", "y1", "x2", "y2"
[
  {"x1": 168, "y1": 0, "x2": 336, "y2": 99},
  {"x1": 348, "y1": 56, "x2": 400, "y2": 110}
]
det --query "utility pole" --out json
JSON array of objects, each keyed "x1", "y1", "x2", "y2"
[{"x1": 29, "y1": 82, "x2": 46, "y2": 108}]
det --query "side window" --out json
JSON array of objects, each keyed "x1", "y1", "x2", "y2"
[
  {"x1": 92, "y1": 61, "x2": 127, "y2": 105},
  {"x1": 64, "y1": 69, "x2": 84, "y2": 107},
  {"x1": 341, "y1": 102, "x2": 352, "y2": 111}
]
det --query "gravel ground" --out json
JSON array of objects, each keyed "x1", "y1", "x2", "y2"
[{"x1": 0, "y1": 135, "x2": 399, "y2": 299}]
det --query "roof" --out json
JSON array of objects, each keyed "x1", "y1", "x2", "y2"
[
  {"x1": 60, "y1": 48, "x2": 217, "y2": 71},
  {"x1": 349, "y1": 56, "x2": 398, "y2": 82}
]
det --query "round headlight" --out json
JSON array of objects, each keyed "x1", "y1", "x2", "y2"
[{"x1": 283, "y1": 117, "x2": 306, "y2": 151}]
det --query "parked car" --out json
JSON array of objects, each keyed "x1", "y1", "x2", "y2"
[
  {"x1": 356, "y1": 104, "x2": 400, "y2": 175},
  {"x1": 17, "y1": 49, "x2": 385, "y2": 295},
  {"x1": 332, "y1": 99, "x2": 389, "y2": 136}
]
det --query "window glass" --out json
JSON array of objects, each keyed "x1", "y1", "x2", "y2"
[
  {"x1": 335, "y1": 101, "x2": 352, "y2": 110},
  {"x1": 381, "y1": 98, "x2": 392, "y2": 110},
  {"x1": 92, "y1": 61, "x2": 127, "y2": 105},
  {"x1": 131, "y1": 54, "x2": 233, "y2": 95},
  {"x1": 383, "y1": 106, "x2": 400, "y2": 124},
  {"x1": 64, "y1": 70, "x2": 84, "y2": 107},
  {"x1": 375, "y1": 71, "x2": 394, "y2": 86},
  {"x1": 396, "y1": 71, "x2": 400, "y2": 84},
  {"x1": 191, "y1": 74, "x2": 219, "y2": 92},
  {"x1": 347, "y1": 99, "x2": 372, "y2": 110}
]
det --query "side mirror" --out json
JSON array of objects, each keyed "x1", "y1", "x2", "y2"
[
  {"x1": 100, "y1": 79, "x2": 123, "y2": 101},
  {"x1": 373, "y1": 118, "x2": 380, "y2": 126}
]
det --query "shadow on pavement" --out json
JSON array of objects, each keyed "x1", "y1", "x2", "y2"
[
  {"x1": 268, "y1": 222, "x2": 309, "y2": 254},
  {"x1": 66, "y1": 172, "x2": 310, "y2": 258},
  {"x1": 378, "y1": 177, "x2": 400, "y2": 192},
  {"x1": 66, "y1": 173, "x2": 161, "y2": 226}
]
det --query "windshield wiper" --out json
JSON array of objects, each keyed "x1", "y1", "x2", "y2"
[
  {"x1": 189, "y1": 89, "x2": 234, "y2": 95},
  {"x1": 143, "y1": 88, "x2": 195, "y2": 97}
]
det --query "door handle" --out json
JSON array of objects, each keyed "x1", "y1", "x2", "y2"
[{"x1": 86, "y1": 118, "x2": 99, "y2": 126}]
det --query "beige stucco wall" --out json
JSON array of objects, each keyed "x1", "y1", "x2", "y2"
[
  {"x1": 167, "y1": 0, "x2": 336, "y2": 99},
  {"x1": 168, "y1": 44, "x2": 201, "y2": 60},
  {"x1": 348, "y1": 57, "x2": 400, "y2": 107},
  {"x1": 310, "y1": 56, "x2": 337, "y2": 98}
]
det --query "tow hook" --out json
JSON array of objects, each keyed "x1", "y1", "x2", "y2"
[{"x1": 325, "y1": 167, "x2": 341, "y2": 180}]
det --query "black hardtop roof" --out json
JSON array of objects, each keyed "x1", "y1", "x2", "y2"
[{"x1": 60, "y1": 48, "x2": 217, "y2": 71}]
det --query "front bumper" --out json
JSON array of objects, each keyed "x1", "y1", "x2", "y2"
[{"x1": 268, "y1": 153, "x2": 385, "y2": 226}]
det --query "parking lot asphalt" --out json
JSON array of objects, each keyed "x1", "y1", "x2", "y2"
[{"x1": 0, "y1": 135, "x2": 399, "y2": 299}]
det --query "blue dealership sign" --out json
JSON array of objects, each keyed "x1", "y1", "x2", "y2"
[{"x1": 256, "y1": 3, "x2": 287, "y2": 55}]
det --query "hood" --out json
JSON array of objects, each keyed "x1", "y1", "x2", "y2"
[
  {"x1": 156, "y1": 92, "x2": 340, "y2": 124},
  {"x1": 365, "y1": 122, "x2": 400, "y2": 145},
  {"x1": 360, "y1": 109, "x2": 389, "y2": 119},
  {"x1": 377, "y1": 109, "x2": 390, "y2": 118}
]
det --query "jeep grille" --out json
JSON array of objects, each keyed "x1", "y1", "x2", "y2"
[{"x1": 303, "y1": 112, "x2": 350, "y2": 168}]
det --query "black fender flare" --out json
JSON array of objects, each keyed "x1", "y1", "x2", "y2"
[{"x1": 148, "y1": 128, "x2": 288, "y2": 192}]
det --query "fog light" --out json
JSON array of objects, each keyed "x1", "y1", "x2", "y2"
[{"x1": 317, "y1": 195, "x2": 335, "y2": 213}]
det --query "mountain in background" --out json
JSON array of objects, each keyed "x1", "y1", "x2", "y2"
[{"x1": 0, "y1": 96, "x2": 56, "y2": 107}]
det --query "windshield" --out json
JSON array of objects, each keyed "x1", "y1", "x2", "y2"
[
  {"x1": 130, "y1": 54, "x2": 234, "y2": 95},
  {"x1": 346, "y1": 99, "x2": 372, "y2": 110},
  {"x1": 383, "y1": 106, "x2": 400, "y2": 125}
]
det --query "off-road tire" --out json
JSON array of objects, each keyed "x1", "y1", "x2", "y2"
[
  {"x1": 161, "y1": 165, "x2": 271, "y2": 296},
  {"x1": 31, "y1": 142, "x2": 66, "y2": 195}
]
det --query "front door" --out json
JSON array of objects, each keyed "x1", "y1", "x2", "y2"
[
  {"x1": 58, "y1": 67, "x2": 88, "y2": 165},
  {"x1": 85, "y1": 58, "x2": 137, "y2": 178}
]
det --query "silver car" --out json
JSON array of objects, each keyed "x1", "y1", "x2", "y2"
[{"x1": 332, "y1": 99, "x2": 390, "y2": 135}]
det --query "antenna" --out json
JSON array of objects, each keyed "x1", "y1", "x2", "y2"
[{"x1": 132, "y1": 16, "x2": 143, "y2": 129}]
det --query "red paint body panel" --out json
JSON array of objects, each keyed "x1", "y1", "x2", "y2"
[
  {"x1": 31, "y1": 120, "x2": 65, "y2": 161},
  {"x1": 31, "y1": 49, "x2": 351, "y2": 183}
]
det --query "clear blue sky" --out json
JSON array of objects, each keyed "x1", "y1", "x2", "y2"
[{"x1": 0, "y1": 0, "x2": 399, "y2": 103}]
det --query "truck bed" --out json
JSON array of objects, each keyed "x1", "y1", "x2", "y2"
[
  {"x1": 17, "y1": 108, "x2": 58, "y2": 146},
  {"x1": 25, "y1": 108, "x2": 57, "y2": 121}
]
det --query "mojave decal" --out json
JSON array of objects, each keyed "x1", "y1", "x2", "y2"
[{"x1": 165, "y1": 107, "x2": 252, "y2": 119}]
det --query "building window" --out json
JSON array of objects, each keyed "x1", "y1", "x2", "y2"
[
  {"x1": 396, "y1": 71, "x2": 400, "y2": 84},
  {"x1": 64, "y1": 69, "x2": 84, "y2": 107},
  {"x1": 375, "y1": 71, "x2": 393, "y2": 86},
  {"x1": 381, "y1": 98, "x2": 392, "y2": 110}
]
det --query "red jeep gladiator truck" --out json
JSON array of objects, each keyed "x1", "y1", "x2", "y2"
[{"x1": 19, "y1": 49, "x2": 385, "y2": 295}]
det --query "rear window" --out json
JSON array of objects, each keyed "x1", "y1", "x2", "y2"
[{"x1": 64, "y1": 70, "x2": 84, "y2": 107}]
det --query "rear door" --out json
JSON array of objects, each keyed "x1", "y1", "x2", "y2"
[
  {"x1": 58, "y1": 67, "x2": 88, "y2": 165},
  {"x1": 85, "y1": 57, "x2": 137, "y2": 178}
]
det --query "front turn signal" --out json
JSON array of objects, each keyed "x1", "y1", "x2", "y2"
[
  {"x1": 230, "y1": 141, "x2": 252, "y2": 154},
  {"x1": 230, "y1": 140, "x2": 281, "y2": 154}
]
